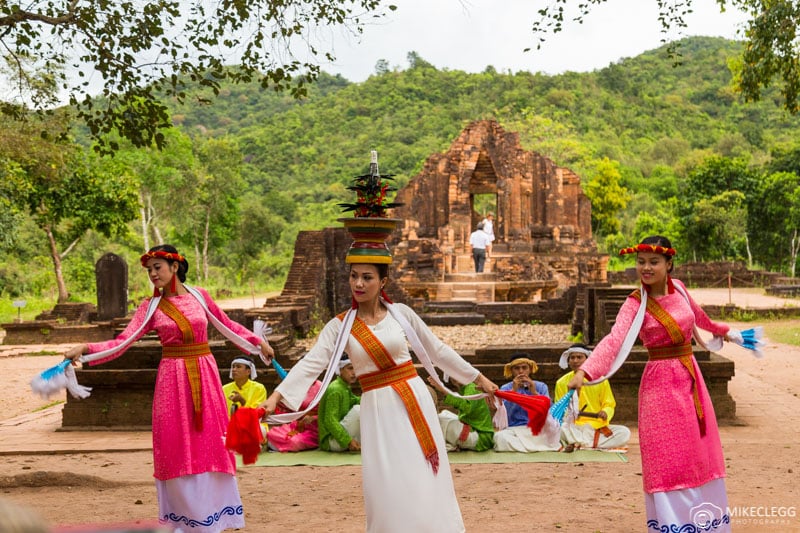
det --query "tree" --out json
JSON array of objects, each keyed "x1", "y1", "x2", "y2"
[
  {"x1": 0, "y1": 121, "x2": 139, "y2": 301},
  {"x1": 683, "y1": 155, "x2": 759, "y2": 201},
  {"x1": 749, "y1": 171, "x2": 800, "y2": 276},
  {"x1": 529, "y1": 0, "x2": 800, "y2": 113},
  {"x1": 632, "y1": 197, "x2": 682, "y2": 246},
  {"x1": 584, "y1": 157, "x2": 630, "y2": 236},
  {"x1": 179, "y1": 137, "x2": 245, "y2": 280},
  {"x1": 767, "y1": 144, "x2": 800, "y2": 174},
  {"x1": 687, "y1": 190, "x2": 748, "y2": 261},
  {"x1": 114, "y1": 128, "x2": 198, "y2": 249},
  {"x1": 0, "y1": 159, "x2": 25, "y2": 250},
  {"x1": 0, "y1": 1, "x2": 394, "y2": 153},
  {"x1": 678, "y1": 155, "x2": 758, "y2": 262},
  {"x1": 226, "y1": 192, "x2": 288, "y2": 282}
]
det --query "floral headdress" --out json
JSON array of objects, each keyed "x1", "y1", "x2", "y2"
[
  {"x1": 619, "y1": 243, "x2": 676, "y2": 257},
  {"x1": 337, "y1": 151, "x2": 403, "y2": 217},
  {"x1": 140, "y1": 249, "x2": 185, "y2": 266},
  {"x1": 337, "y1": 151, "x2": 403, "y2": 264}
]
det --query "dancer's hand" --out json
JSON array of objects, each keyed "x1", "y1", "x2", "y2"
[
  {"x1": 724, "y1": 329, "x2": 743, "y2": 345},
  {"x1": 258, "y1": 392, "x2": 283, "y2": 417},
  {"x1": 474, "y1": 373, "x2": 498, "y2": 396},
  {"x1": 566, "y1": 370, "x2": 585, "y2": 392},
  {"x1": 260, "y1": 340, "x2": 274, "y2": 360},
  {"x1": 426, "y1": 376, "x2": 448, "y2": 394},
  {"x1": 64, "y1": 344, "x2": 87, "y2": 365}
]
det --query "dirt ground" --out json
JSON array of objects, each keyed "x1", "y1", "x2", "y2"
[{"x1": 1, "y1": 288, "x2": 799, "y2": 532}]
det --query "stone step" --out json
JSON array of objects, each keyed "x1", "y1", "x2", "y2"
[
  {"x1": 419, "y1": 312, "x2": 486, "y2": 326},
  {"x1": 63, "y1": 343, "x2": 736, "y2": 428},
  {"x1": 450, "y1": 289, "x2": 477, "y2": 301},
  {"x1": 422, "y1": 301, "x2": 477, "y2": 313},
  {"x1": 445, "y1": 273, "x2": 498, "y2": 282}
]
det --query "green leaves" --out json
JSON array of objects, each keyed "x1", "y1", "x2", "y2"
[
  {"x1": 0, "y1": 0, "x2": 394, "y2": 153},
  {"x1": 585, "y1": 157, "x2": 630, "y2": 236},
  {"x1": 531, "y1": 0, "x2": 800, "y2": 114},
  {"x1": 0, "y1": 120, "x2": 140, "y2": 300}
]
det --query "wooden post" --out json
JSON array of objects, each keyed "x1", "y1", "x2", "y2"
[{"x1": 728, "y1": 272, "x2": 732, "y2": 305}]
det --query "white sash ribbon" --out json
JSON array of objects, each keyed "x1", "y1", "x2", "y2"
[
  {"x1": 68, "y1": 287, "x2": 265, "y2": 398},
  {"x1": 585, "y1": 283, "x2": 726, "y2": 385}
]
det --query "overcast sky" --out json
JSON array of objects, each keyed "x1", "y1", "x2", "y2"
[{"x1": 315, "y1": 0, "x2": 750, "y2": 82}]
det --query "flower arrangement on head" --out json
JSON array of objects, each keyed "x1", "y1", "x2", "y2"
[
  {"x1": 336, "y1": 151, "x2": 404, "y2": 265},
  {"x1": 337, "y1": 150, "x2": 403, "y2": 218}
]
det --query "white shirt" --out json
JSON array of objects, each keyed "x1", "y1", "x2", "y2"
[{"x1": 469, "y1": 230, "x2": 492, "y2": 250}]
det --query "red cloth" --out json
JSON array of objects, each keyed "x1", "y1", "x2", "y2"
[
  {"x1": 225, "y1": 407, "x2": 266, "y2": 465},
  {"x1": 494, "y1": 390, "x2": 550, "y2": 435}
]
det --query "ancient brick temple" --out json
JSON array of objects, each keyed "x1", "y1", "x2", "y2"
[{"x1": 388, "y1": 120, "x2": 608, "y2": 304}]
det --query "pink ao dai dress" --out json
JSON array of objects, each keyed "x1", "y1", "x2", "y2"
[
  {"x1": 87, "y1": 289, "x2": 263, "y2": 532},
  {"x1": 580, "y1": 279, "x2": 732, "y2": 532}
]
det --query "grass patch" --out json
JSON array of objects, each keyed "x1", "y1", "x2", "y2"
[
  {"x1": 0, "y1": 296, "x2": 59, "y2": 324},
  {"x1": 32, "y1": 400, "x2": 64, "y2": 412},
  {"x1": 761, "y1": 320, "x2": 800, "y2": 347}
]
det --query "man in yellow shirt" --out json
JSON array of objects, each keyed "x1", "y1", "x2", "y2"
[
  {"x1": 223, "y1": 356, "x2": 268, "y2": 438},
  {"x1": 554, "y1": 344, "x2": 630, "y2": 451}
]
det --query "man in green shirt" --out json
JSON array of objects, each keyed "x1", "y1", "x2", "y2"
[
  {"x1": 428, "y1": 377, "x2": 495, "y2": 452},
  {"x1": 318, "y1": 356, "x2": 361, "y2": 452}
]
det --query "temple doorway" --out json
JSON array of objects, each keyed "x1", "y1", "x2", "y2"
[{"x1": 471, "y1": 193, "x2": 496, "y2": 232}]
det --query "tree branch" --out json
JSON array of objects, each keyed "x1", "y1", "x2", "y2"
[
  {"x1": 0, "y1": 0, "x2": 79, "y2": 28},
  {"x1": 59, "y1": 236, "x2": 81, "y2": 259}
]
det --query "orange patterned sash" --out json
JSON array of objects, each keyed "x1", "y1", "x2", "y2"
[
  {"x1": 359, "y1": 360, "x2": 418, "y2": 391},
  {"x1": 632, "y1": 290, "x2": 705, "y2": 434},
  {"x1": 348, "y1": 316, "x2": 440, "y2": 473},
  {"x1": 158, "y1": 297, "x2": 205, "y2": 431}
]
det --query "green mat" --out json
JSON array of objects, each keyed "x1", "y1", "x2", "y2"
[{"x1": 238, "y1": 449, "x2": 627, "y2": 468}]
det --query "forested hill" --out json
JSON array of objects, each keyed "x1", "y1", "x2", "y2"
[
  {"x1": 6, "y1": 35, "x2": 800, "y2": 305},
  {"x1": 167, "y1": 35, "x2": 796, "y2": 189}
]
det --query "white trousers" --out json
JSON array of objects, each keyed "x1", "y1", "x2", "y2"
[
  {"x1": 645, "y1": 478, "x2": 730, "y2": 532},
  {"x1": 327, "y1": 405, "x2": 362, "y2": 452},
  {"x1": 493, "y1": 425, "x2": 561, "y2": 452},
  {"x1": 560, "y1": 422, "x2": 631, "y2": 450},
  {"x1": 437, "y1": 410, "x2": 480, "y2": 450},
  {"x1": 157, "y1": 472, "x2": 244, "y2": 532}
]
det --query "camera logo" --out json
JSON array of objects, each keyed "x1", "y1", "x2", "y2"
[{"x1": 691, "y1": 502, "x2": 725, "y2": 530}]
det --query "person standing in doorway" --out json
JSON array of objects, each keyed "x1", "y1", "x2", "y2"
[{"x1": 481, "y1": 212, "x2": 495, "y2": 243}]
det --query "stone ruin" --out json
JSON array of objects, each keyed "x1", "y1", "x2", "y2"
[{"x1": 389, "y1": 119, "x2": 609, "y2": 314}]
